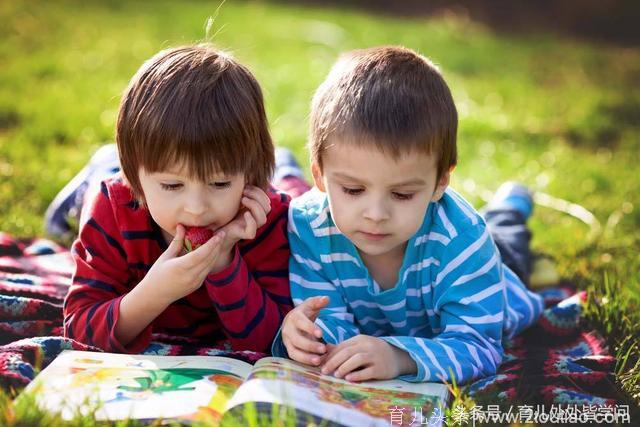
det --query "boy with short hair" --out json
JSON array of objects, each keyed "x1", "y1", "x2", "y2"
[
  {"x1": 62, "y1": 44, "x2": 296, "y2": 353},
  {"x1": 275, "y1": 46, "x2": 543, "y2": 383}
]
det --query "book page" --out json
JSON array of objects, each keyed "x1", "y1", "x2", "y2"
[
  {"x1": 226, "y1": 357, "x2": 448, "y2": 427},
  {"x1": 24, "y1": 350, "x2": 253, "y2": 422}
]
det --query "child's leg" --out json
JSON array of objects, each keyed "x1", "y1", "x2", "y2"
[
  {"x1": 45, "y1": 144, "x2": 120, "y2": 238},
  {"x1": 481, "y1": 182, "x2": 533, "y2": 285},
  {"x1": 272, "y1": 147, "x2": 311, "y2": 198}
]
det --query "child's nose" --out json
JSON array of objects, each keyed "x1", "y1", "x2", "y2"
[
  {"x1": 363, "y1": 199, "x2": 390, "y2": 222},
  {"x1": 183, "y1": 192, "x2": 208, "y2": 216}
]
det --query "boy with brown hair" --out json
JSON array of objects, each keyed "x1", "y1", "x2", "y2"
[
  {"x1": 275, "y1": 46, "x2": 543, "y2": 383},
  {"x1": 60, "y1": 44, "x2": 300, "y2": 353}
]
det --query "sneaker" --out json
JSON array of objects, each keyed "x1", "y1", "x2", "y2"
[
  {"x1": 272, "y1": 147, "x2": 310, "y2": 198},
  {"x1": 486, "y1": 182, "x2": 534, "y2": 220},
  {"x1": 45, "y1": 144, "x2": 120, "y2": 239},
  {"x1": 273, "y1": 147, "x2": 305, "y2": 182}
]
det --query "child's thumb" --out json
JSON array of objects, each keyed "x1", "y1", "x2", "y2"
[
  {"x1": 162, "y1": 225, "x2": 185, "y2": 259},
  {"x1": 305, "y1": 296, "x2": 329, "y2": 318},
  {"x1": 313, "y1": 295, "x2": 330, "y2": 308}
]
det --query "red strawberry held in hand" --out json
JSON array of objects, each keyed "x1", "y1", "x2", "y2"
[{"x1": 183, "y1": 226, "x2": 214, "y2": 252}]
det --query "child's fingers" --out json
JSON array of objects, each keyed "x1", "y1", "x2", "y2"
[
  {"x1": 241, "y1": 196, "x2": 267, "y2": 228},
  {"x1": 344, "y1": 366, "x2": 376, "y2": 382},
  {"x1": 321, "y1": 343, "x2": 355, "y2": 375},
  {"x1": 244, "y1": 186, "x2": 271, "y2": 214},
  {"x1": 294, "y1": 310, "x2": 323, "y2": 339},
  {"x1": 290, "y1": 330, "x2": 326, "y2": 355},
  {"x1": 302, "y1": 296, "x2": 330, "y2": 324},
  {"x1": 287, "y1": 346, "x2": 323, "y2": 366},
  {"x1": 160, "y1": 224, "x2": 185, "y2": 260},
  {"x1": 199, "y1": 230, "x2": 225, "y2": 250},
  {"x1": 199, "y1": 231, "x2": 227, "y2": 270},
  {"x1": 182, "y1": 231, "x2": 225, "y2": 269},
  {"x1": 242, "y1": 211, "x2": 257, "y2": 238},
  {"x1": 333, "y1": 352, "x2": 369, "y2": 379}
]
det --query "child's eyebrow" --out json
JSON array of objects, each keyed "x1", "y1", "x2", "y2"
[
  {"x1": 332, "y1": 172, "x2": 365, "y2": 183},
  {"x1": 152, "y1": 172, "x2": 183, "y2": 179},
  {"x1": 390, "y1": 178, "x2": 427, "y2": 187},
  {"x1": 153, "y1": 171, "x2": 233, "y2": 181},
  {"x1": 332, "y1": 172, "x2": 426, "y2": 187}
]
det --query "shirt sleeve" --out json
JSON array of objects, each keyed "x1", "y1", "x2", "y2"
[
  {"x1": 63, "y1": 182, "x2": 150, "y2": 353},
  {"x1": 272, "y1": 203, "x2": 359, "y2": 357},
  {"x1": 204, "y1": 191, "x2": 294, "y2": 353},
  {"x1": 380, "y1": 223, "x2": 506, "y2": 384},
  {"x1": 64, "y1": 184, "x2": 293, "y2": 354}
]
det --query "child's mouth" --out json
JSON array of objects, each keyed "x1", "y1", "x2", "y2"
[{"x1": 359, "y1": 231, "x2": 390, "y2": 241}]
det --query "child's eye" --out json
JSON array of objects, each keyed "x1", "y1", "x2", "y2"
[
  {"x1": 160, "y1": 183, "x2": 182, "y2": 191},
  {"x1": 342, "y1": 187, "x2": 363, "y2": 196},
  {"x1": 211, "y1": 181, "x2": 231, "y2": 189},
  {"x1": 392, "y1": 192, "x2": 414, "y2": 201}
]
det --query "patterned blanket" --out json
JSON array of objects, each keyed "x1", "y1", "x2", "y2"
[
  {"x1": 466, "y1": 286, "x2": 623, "y2": 407},
  {"x1": 0, "y1": 232, "x2": 627, "y2": 409},
  {"x1": 0, "y1": 233, "x2": 263, "y2": 394}
]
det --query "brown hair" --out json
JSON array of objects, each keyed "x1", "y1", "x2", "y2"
[
  {"x1": 116, "y1": 44, "x2": 274, "y2": 199},
  {"x1": 309, "y1": 46, "x2": 457, "y2": 180}
]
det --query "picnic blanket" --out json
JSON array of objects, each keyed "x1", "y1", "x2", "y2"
[
  {"x1": 0, "y1": 233, "x2": 263, "y2": 394},
  {"x1": 466, "y1": 286, "x2": 622, "y2": 407},
  {"x1": 0, "y1": 232, "x2": 626, "y2": 408}
]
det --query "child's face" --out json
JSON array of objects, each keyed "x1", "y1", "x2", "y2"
[
  {"x1": 138, "y1": 163, "x2": 246, "y2": 243},
  {"x1": 312, "y1": 143, "x2": 449, "y2": 261}
]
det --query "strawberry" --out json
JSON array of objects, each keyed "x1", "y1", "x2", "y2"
[{"x1": 183, "y1": 226, "x2": 214, "y2": 252}]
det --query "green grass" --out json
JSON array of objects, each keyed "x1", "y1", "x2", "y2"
[
  {"x1": 1, "y1": 383, "x2": 338, "y2": 427},
  {"x1": 1, "y1": 0, "x2": 639, "y2": 421}
]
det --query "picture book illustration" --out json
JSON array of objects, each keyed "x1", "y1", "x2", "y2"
[
  {"x1": 25, "y1": 351, "x2": 448, "y2": 426},
  {"x1": 25, "y1": 351, "x2": 250, "y2": 422},
  {"x1": 228, "y1": 357, "x2": 448, "y2": 426}
]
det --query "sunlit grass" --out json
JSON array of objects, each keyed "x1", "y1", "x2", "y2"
[
  {"x1": 1, "y1": 386, "x2": 337, "y2": 426},
  {"x1": 584, "y1": 269, "x2": 640, "y2": 405}
]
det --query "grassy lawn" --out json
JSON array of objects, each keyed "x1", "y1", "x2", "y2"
[{"x1": 1, "y1": 0, "x2": 639, "y2": 419}]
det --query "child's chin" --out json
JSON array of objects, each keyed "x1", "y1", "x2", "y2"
[{"x1": 353, "y1": 241, "x2": 392, "y2": 257}]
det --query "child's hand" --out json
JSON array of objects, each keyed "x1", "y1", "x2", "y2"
[
  {"x1": 214, "y1": 186, "x2": 271, "y2": 268},
  {"x1": 320, "y1": 335, "x2": 416, "y2": 382},
  {"x1": 281, "y1": 296, "x2": 330, "y2": 366},
  {"x1": 146, "y1": 224, "x2": 226, "y2": 304}
]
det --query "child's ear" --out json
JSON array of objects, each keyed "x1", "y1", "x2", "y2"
[
  {"x1": 431, "y1": 169, "x2": 451, "y2": 202},
  {"x1": 311, "y1": 162, "x2": 326, "y2": 192}
]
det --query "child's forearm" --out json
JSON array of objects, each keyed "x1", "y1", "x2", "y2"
[
  {"x1": 205, "y1": 248, "x2": 292, "y2": 352},
  {"x1": 209, "y1": 246, "x2": 235, "y2": 274},
  {"x1": 114, "y1": 277, "x2": 171, "y2": 347},
  {"x1": 392, "y1": 345, "x2": 418, "y2": 377}
]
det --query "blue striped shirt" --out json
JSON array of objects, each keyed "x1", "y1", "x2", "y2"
[{"x1": 274, "y1": 187, "x2": 543, "y2": 383}]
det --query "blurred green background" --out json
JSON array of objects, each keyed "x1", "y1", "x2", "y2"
[{"x1": 1, "y1": 0, "x2": 639, "y2": 403}]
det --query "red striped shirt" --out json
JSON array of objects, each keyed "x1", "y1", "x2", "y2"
[{"x1": 63, "y1": 176, "x2": 293, "y2": 353}]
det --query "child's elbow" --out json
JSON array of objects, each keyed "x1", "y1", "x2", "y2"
[
  {"x1": 62, "y1": 304, "x2": 76, "y2": 338},
  {"x1": 478, "y1": 343, "x2": 503, "y2": 378}
]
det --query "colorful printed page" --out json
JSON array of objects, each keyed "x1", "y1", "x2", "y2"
[
  {"x1": 227, "y1": 357, "x2": 449, "y2": 427},
  {"x1": 24, "y1": 350, "x2": 252, "y2": 422}
]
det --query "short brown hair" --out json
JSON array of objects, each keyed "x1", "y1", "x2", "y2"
[
  {"x1": 310, "y1": 46, "x2": 457, "y2": 179},
  {"x1": 116, "y1": 44, "x2": 274, "y2": 199}
]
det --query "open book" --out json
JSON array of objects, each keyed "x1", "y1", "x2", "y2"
[{"x1": 23, "y1": 350, "x2": 449, "y2": 426}]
